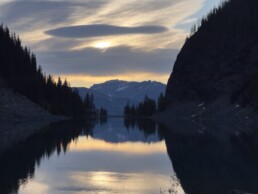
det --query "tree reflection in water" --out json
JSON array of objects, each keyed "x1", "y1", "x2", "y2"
[
  {"x1": 161, "y1": 119, "x2": 258, "y2": 194},
  {"x1": 0, "y1": 118, "x2": 166, "y2": 194},
  {"x1": 1, "y1": 118, "x2": 258, "y2": 194},
  {"x1": 0, "y1": 119, "x2": 98, "y2": 194}
]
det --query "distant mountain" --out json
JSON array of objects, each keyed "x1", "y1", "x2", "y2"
[{"x1": 75, "y1": 80, "x2": 166, "y2": 116}]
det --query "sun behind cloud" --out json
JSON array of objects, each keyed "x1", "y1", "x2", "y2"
[{"x1": 93, "y1": 41, "x2": 112, "y2": 51}]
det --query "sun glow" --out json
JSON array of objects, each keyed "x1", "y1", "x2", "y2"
[{"x1": 94, "y1": 41, "x2": 112, "y2": 50}]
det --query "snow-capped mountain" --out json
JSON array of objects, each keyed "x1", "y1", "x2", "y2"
[{"x1": 75, "y1": 80, "x2": 166, "y2": 116}]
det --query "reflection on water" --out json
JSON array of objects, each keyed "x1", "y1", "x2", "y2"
[
  {"x1": 0, "y1": 118, "x2": 184, "y2": 194},
  {"x1": 69, "y1": 137, "x2": 166, "y2": 154},
  {"x1": 1, "y1": 118, "x2": 258, "y2": 194},
  {"x1": 162, "y1": 119, "x2": 258, "y2": 194}
]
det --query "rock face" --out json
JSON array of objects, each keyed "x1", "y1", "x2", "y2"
[{"x1": 166, "y1": 0, "x2": 258, "y2": 111}]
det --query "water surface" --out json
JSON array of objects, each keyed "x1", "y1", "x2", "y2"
[
  {"x1": 1, "y1": 118, "x2": 258, "y2": 194},
  {"x1": 0, "y1": 118, "x2": 184, "y2": 194}
]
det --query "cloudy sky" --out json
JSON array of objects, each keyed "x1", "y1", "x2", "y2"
[{"x1": 0, "y1": 0, "x2": 221, "y2": 87}]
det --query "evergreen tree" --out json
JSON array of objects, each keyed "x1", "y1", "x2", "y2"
[
  {"x1": 99, "y1": 107, "x2": 108, "y2": 118},
  {"x1": 83, "y1": 93, "x2": 98, "y2": 116},
  {"x1": 123, "y1": 95, "x2": 156, "y2": 117},
  {"x1": 124, "y1": 101, "x2": 131, "y2": 117},
  {"x1": 0, "y1": 25, "x2": 85, "y2": 117},
  {"x1": 157, "y1": 93, "x2": 167, "y2": 112}
]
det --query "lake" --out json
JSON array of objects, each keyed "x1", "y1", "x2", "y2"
[{"x1": 0, "y1": 118, "x2": 258, "y2": 194}]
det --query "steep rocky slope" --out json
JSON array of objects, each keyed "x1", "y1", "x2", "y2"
[
  {"x1": 0, "y1": 80, "x2": 64, "y2": 149},
  {"x1": 164, "y1": 0, "x2": 258, "y2": 119}
]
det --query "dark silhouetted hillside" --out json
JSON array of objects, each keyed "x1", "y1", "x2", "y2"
[
  {"x1": 0, "y1": 25, "x2": 84, "y2": 117},
  {"x1": 165, "y1": 0, "x2": 258, "y2": 117}
]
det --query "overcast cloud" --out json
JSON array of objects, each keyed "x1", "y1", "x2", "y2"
[
  {"x1": 37, "y1": 46, "x2": 178, "y2": 75},
  {"x1": 0, "y1": 0, "x2": 221, "y2": 87}
]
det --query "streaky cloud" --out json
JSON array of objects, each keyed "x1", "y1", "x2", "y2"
[
  {"x1": 45, "y1": 24, "x2": 168, "y2": 38},
  {"x1": 37, "y1": 46, "x2": 178, "y2": 76}
]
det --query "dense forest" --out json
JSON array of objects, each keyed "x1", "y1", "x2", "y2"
[
  {"x1": 0, "y1": 25, "x2": 107, "y2": 117},
  {"x1": 124, "y1": 93, "x2": 167, "y2": 117}
]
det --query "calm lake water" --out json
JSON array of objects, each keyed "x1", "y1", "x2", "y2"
[{"x1": 0, "y1": 118, "x2": 258, "y2": 194}]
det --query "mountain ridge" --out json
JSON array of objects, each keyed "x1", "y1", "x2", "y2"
[{"x1": 75, "y1": 80, "x2": 166, "y2": 116}]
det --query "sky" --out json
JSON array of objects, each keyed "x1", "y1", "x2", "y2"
[{"x1": 0, "y1": 0, "x2": 221, "y2": 87}]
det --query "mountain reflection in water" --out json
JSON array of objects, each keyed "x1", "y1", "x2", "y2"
[
  {"x1": 0, "y1": 118, "x2": 183, "y2": 194},
  {"x1": 0, "y1": 118, "x2": 258, "y2": 194}
]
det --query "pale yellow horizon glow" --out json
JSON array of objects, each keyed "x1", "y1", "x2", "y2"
[
  {"x1": 53, "y1": 72, "x2": 169, "y2": 87},
  {"x1": 68, "y1": 136, "x2": 166, "y2": 155}
]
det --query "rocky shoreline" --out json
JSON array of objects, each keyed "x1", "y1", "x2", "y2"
[
  {"x1": 0, "y1": 86, "x2": 67, "y2": 151},
  {"x1": 154, "y1": 100, "x2": 258, "y2": 139}
]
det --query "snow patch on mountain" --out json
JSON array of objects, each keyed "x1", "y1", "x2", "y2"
[
  {"x1": 75, "y1": 80, "x2": 166, "y2": 116},
  {"x1": 116, "y1": 86, "x2": 129, "y2": 92}
]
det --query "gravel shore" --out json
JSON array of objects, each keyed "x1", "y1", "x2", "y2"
[
  {"x1": 154, "y1": 99, "x2": 258, "y2": 138},
  {"x1": 0, "y1": 86, "x2": 67, "y2": 150}
]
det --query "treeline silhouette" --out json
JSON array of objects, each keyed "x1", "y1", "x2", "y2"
[
  {"x1": 123, "y1": 118, "x2": 166, "y2": 140},
  {"x1": 187, "y1": 0, "x2": 249, "y2": 39},
  {"x1": 124, "y1": 95, "x2": 156, "y2": 117},
  {"x1": 0, "y1": 25, "x2": 91, "y2": 117},
  {"x1": 188, "y1": 0, "x2": 229, "y2": 38},
  {"x1": 124, "y1": 93, "x2": 167, "y2": 117},
  {"x1": 83, "y1": 93, "x2": 108, "y2": 118},
  {"x1": 188, "y1": 0, "x2": 258, "y2": 41}
]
